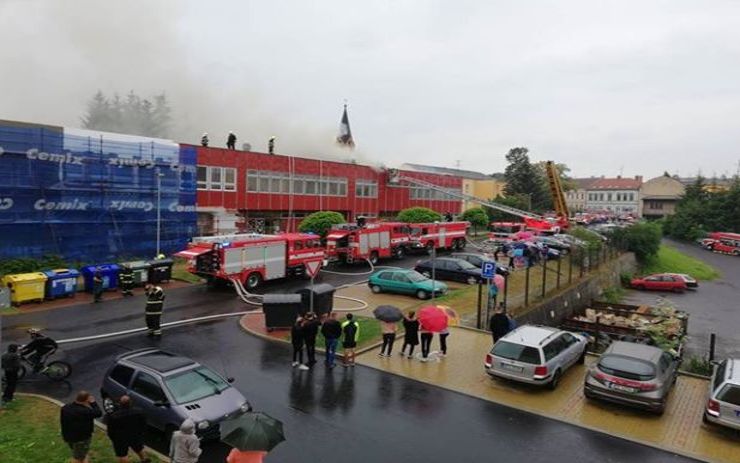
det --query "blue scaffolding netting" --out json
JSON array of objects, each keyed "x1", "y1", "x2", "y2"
[{"x1": 0, "y1": 120, "x2": 197, "y2": 263}]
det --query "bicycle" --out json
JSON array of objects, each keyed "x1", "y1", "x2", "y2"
[{"x1": 12, "y1": 347, "x2": 72, "y2": 382}]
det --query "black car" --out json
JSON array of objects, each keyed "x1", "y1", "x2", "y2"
[
  {"x1": 534, "y1": 236, "x2": 571, "y2": 254},
  {"x1": 414, "y1": 257, "x2": 483, "y2": 285},
  {"x1": 451, "y1": 252, "x2": 510, "y2": 276}
]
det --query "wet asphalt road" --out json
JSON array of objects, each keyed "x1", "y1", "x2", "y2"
[
  {"x1": 622, "y1": 238, "x2": 740, "y2": 359},
  {"x1": 0, "y1": 245, "x2": 703, "y2": 462}
]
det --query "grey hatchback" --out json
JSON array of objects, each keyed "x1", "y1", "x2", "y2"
[
  {"x1": 100, "y1": 349, "x2": 252, "y2": 440},
  {"x1": 584, "y1": 341, "x2": 678, "y2": 415}
]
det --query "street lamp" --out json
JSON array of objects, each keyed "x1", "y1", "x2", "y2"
[
  {"x1": 156, "y1": 170, "x2": 165, "y2": 257},
  {"x1": 431, "y1": 221, "x2": 439, "y2": 300}
]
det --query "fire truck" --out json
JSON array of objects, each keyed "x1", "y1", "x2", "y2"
[
  {"x1": 325, "y1": 222, "x2": 411, "y2": 265},
  {"x1": 175, "y1": 232, "x2": 324, "y2": 290},
  {"x1": 705, "y1": 232, "x2": 740, "y2": 256},
  {"x1": 408, "y1": 221, "x2": 469, "y2": 253}
]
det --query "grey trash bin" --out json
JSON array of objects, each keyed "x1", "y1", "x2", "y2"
[
  {"x1": 295, "y1": 283, "x2": 335, "y2": 316},
  {"x1": 262, "y1": 294, "x2": 303, "y2": 332}
]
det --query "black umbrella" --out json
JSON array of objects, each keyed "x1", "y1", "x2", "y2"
[
  {"x1": 220, "y1": 412, "x2": 285, "y2": 452},
  {"x1": 373, "y1": 305, "x2": 403, "y2": 322}
]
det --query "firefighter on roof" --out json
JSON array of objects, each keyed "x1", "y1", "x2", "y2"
[
  {"x1": 144, "y1": 283, "x2": 165, "y2": 338},
  {"x1": 268, "y1": 136, "x2": 276, "y2": 154},
  {"x1": 201, "y1": 133, "x2": 209, "y2": 147},
  {"x1": 227, "y1": 131, "x2": 237, "y2": 150}
]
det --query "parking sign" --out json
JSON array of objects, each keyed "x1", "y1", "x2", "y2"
[{"x1": 481, "y1": 261, "x2": 496, "y2": 279}]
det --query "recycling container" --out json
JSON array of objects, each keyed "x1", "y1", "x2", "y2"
[
  {"x1": 147, "y1": 258, "x2": 173, "y2": 284},
  {"x1": 262, "y1": 294, "x2": 303, "y2": 331},
  {"x1": 1, "y1": 272, "x2": 48, "y2": 306},
  {"x1": 81, "y1": 264, "x2": 120, "y2": 292},
  {"x1": 43, "y1": 268, "x2": 80, "y2": 299},
  {"x1": 119, "y1": 261, "x2": 150, "y2": 286},
  {"x1": 295, "y1": 283, "x2": 335, "y2": 316}
]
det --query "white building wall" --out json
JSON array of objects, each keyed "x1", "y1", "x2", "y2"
[{"x1": 585, "y1": 189, "x2": 641, "y2": 216}]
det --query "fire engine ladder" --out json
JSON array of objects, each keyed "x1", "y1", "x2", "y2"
[
  {"x1": 389, "y1": 173, "x2": 543, "y2": 221},
  {"x1": 545, "y1": 161, "x2": 570, "y2": 220}
]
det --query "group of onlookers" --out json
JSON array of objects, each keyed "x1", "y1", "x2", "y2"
[
  {"x1": 378, "y1": 311, "x2": 449, "y2": 361},
  {"x1": 291, "y1": 312, "x2": 360, "y2": 369}
]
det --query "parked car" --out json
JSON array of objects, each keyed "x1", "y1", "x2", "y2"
[
  {"x1": 101, "y1": 349, "x2": 251, "y2": 440},
  {"x1": 630, "y1": 274, "x2": 687, "y2": 293},
  {"x1": 704, "y1": 358, "x2": 740, "y2": 430},
  {"x1": 666, "y1": 273, "x2": 698, "y2": 289},
  {"x1": 532, "y1": 242, "x2": 561, "y2": 260},
  {"x1": 414, "y1": 257, "x2": 482, "y2": 285},
  {"x1": 368, "y1": 269, "x2": 447, "y2": 299},
  {"x1": 451, "y1": 252, "x2": 510, "y2": 276},
  {"x1": 583, "y1": 341, "x2": 679, "y2": 414},
  {"x1": 553, "y1": 234, "x2": 586, "y2": 247},
  {"x1": 535, "y1": 236, "x2": 571, "y2": 254},
  {"x1": 484, "y1": 325, "x2": 587, "y2": 390}
]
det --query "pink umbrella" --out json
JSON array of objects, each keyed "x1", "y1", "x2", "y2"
[
  {"x1": 418, "y1": 305, "x2": 449, "y2": 332},
  {"x1": 513, "y1": 231, "x2": 534, "y2": 241},
  {"x1": 493, "y1": 274, "x2": 505, "y2": 292}
]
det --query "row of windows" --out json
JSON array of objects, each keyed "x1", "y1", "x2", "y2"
[
  {"x1": 197, "y1": 166, "x2": 236, "y2": 191},
  {"x1": 410, "y1": 186, "x2": 460, "y2": 200},
  {"x1": 247, "y1": 170, "x2": 348, "y2": 196},
  {"x1": 588, "y1": 192, "x2": 635, "y2": 202}
]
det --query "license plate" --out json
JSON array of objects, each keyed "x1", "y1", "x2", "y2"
[
  {"x1": 501, "y1": 363, "x2": 523, "y2": 373},
  {"x1": 608, "y1": 383, "x2": 637, "y2": 393}
]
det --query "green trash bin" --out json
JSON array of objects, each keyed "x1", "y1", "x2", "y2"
[{"x1": 119, "y1": 261, "x2": 151, "y2": 286}]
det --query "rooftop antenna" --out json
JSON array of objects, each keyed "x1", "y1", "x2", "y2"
[{"x1": 455, "y1": 160, "x2": 461, "y2": 169}]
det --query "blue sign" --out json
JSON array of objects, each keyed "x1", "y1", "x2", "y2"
[{"x1": 481, "y1": 260, "x2": 496, "y2": 279}]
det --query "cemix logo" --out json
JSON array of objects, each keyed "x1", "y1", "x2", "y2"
[
  {"x1": 34, "y1": 199, "x2": 89, "y2": 210},
  {"x1": 168, "y1": 203, "x2": 196, "y2": 212},
  {"x1": 0, "y1": 198, "x2": 13, "y2": 210},
  {"x1": 109, "y1": 200, "x2": 154, "y2": 212},
  {"x1": 109, "y1": 158, "x2": 155, "y2": 169}
]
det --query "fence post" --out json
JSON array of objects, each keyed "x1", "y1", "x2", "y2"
[
  {"x1": 503, "y1": 272, "x2": 509, "y2": 309},
  {"x1": 476, "y1": 284, "x2": 483, "y2": 329},
  {"x1": 541, "y1": 259, "x2": 547, "y2": 299},
  {"x1": 556, "y1": 256, "x2": 562, "y2": 289},
  {"x1": 524, "y1": 266, "x2": 530, "y2": 307},
  {"x1": 709, "y1": 333, "x2": 716, "y2": 363}
]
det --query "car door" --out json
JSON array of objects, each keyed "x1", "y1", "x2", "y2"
[
  {"x1": 657, "y1": 352, "x2": 677, "y2": 397},
  {"x1": 105, "y1": 364, "x2": 135, "y2": 401},
  {"x1": 391, "y1": 272, "x2": 414, "y2": 294},
  {"x1": 559, "y1": 333, "x2": 582, "y2": 367},
  {"x1": 128, "y1": 371, "x2": 171, "y2": 431},
  {"x1": 643, "y1": 276, "x2": 660, "y2": 290},
  {"x1": 376, "y1": 272, "x2": 394, "y2": 291}
]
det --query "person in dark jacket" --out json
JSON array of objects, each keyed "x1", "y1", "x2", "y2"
[
  {"x1": 400, "y1": 311, "x2": 419, "y2": 359},
  {"x1": 320, "y1": 312, "x2": 342, "y2": 368},
  {"x1": 119, "y1": 265, "x2": 135, "y2": 297},
  {"x1": 93, "y1": 269, "x2": 104, "y2": 303},
  {"x1": 341, "y1": 313, "x2": 360, "y2": 367},
  {"x1": 61, "y1": 390, "x2": 103, "y2": 463},
  {"x1": 21, "y1": 327, "x2": 57, "y2": 371},
  {"x1": 226, "y1": 131, "x2": 237, "y2": 150},
  {"x1": 302, "y1": 312, "x2": 320, "y2": 367},
  {"x1": 2, "y1": 344, "x2": 21, "y2": 403},
  {"x1": 105, "y1": 395, "x2": 149, "y2": 463},
  {"x1": 291, "y1": 317, "x2": 307, "y2": 370},
  {"x1": 144, "y1": 283, "x2": 165, "y2": 338},
  {"x1": 201, "y1": 133, "x2": 209, "y2": 147},
  {"x1": 489, "y1": 305, "x2": 511, "y2": 344}
]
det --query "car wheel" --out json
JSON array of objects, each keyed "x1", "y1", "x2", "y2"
[
  {"x1": 583, "y1": 388, "x2": 594, "y2": 400},
  {"x1": 466, "y1": 275, "x2": 478, "y2": 285},
  {"x1": 702, "y1": 412, "x2": 710, "y2": 424},
  {"x1": 635, "y1": 284, "x2": 645, "y2": 291},
  {"x1": 673, "y1": 286, "x2": 684, "y2": 293},
  {"x1": 103, "y1": 396, "x2": 115, "y2": 413},
  {"x1": 577, "y1": 350, "x2": 586, "y2": 365},
  {"x1": 654, "y1": 401, "x2": 666, "y2": 416},
  {"x1": 416, "y1": 289, "x2": 429, "y2": 300},
  {"x1": 548, "y1": 369, "x2": 562, "y2": 390},
  {"x1": 370, "y1": 285, "x2": 382, "y2": 294}
]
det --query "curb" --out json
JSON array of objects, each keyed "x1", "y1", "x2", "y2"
[{"x1": 15, "y1": 393, "x2": 171, "y2": 462}]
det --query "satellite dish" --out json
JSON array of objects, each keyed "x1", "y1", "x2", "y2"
[{"x1": 242, "y1": 143, "x2": 252, "y2": 151}]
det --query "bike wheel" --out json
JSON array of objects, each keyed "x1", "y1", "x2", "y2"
[
  {"x1": 44, "y1": 361, "x2": 72, "y2": 381},
  {"x1": 16, "y1": 364, "x2": 27, "y2": 381}
]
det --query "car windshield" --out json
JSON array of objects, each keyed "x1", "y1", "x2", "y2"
[
  {"x1": 598, "y1": 355, "x2": 656, "y2": 381},
  {"x1": 717, "y1": 385, "x2": 740, "y2": 406},
  {"x1": 492, "y1": 341, "x2": 541, "y2": 364},
  {"x1": 164, "y1": 367, "x2": 230, "y2": 404},
  {"x1": 407, "y1": 271, "x2": 427, "y2": 282},
  {"x1": 456, "y1": 260, "x2": 477, "y2": 270}
]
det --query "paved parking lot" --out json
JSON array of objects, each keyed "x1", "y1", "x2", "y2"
[{"x1": 358, "y1": 327, "x2": 740, "y2": 463}]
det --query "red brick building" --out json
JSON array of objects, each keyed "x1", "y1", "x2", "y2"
[{"x1": 194, "y1": 146, "x2": 463, "y2": 235}]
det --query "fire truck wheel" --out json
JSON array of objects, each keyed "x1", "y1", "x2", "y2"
[
  {"x1": 370, "y1": 285, "x2": 382, "y2": 294},
  {"x1": 369, "y1": 251, "x2": 379, "y2": 266},
  {"x1": 425, "y1": 243, "x2": 434, "y2": 255},
  {"x1": 457, "y1": 239, "x2": 466, "y2": 250},
  {"x1": 394, "y1": 247, "x2": 405, "y2": 259},
  {"x1": 245, "y1": 272, "x2": 262, "y2": 291}
]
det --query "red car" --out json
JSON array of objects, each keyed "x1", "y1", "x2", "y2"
[{"x1": 630, "y1": 274, "x2": 687, "y2": 293}]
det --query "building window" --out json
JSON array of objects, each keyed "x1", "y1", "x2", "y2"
[
  {"x1": 356, "y1": 179, "x2": 378, "y2": 198},
  {"x1": 607, "y1": 193, "x2": 612, "y2": 201},
  {"x1": 198, "y1": 166, "x2": 236, "y2": 191},
  {"x1": 245, "y1": 170, "x2": 347, "y2": 196},
  {"x1": 410, "y1": 186, "x2": 461, "y2": 200},
  {"x1": 223, "y1": 168, "x2": 236, "y2": 191},
  {"x1": 197, "y1": 166, "x2": 208, "y2": 190},
  {"x1": 648, "y1": 201, "x2": 663, "y2": 210}
]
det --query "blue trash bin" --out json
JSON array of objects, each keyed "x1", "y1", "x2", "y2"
[
  {"x1": 43, "y1": 268, "x2": 80, "y2": 299},
  {"x1": 81, "y1": 264, "x2": 120, "y2": 292}
]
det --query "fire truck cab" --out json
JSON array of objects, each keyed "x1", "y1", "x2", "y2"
[
  {"x1": 408, "y1": 221, "x2": 469, "y2": 253},
  {"x1": 175, "y1": 232, "x2": 324, "y2": 290},
  {"x1": 326, "y1": 222, "x2": 410, "y2": 265}
]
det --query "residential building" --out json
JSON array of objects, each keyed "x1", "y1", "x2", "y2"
[
  {"x1": 640, "y1": 175, "x2": 685, "y2": 219},
  {"x1": 585, "y1": 176, "x2": 643, "y2": 216},
  {"x1": 565, "y1": 178, "x2": 596, "y2": 213},
  {"x1": 401, "y1": 163, "x2": 505, "y2": 211}
]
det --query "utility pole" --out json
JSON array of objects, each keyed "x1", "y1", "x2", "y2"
[{"x1": 156, "y1": 170, "x2": 165, "y2": 257}]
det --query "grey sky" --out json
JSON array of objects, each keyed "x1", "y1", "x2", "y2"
[{"x1": 1, "y1": 0, "x2": 739, "y2": 179}]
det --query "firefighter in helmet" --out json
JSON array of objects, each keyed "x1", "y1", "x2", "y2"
[
  {"x1": 201, "y1": 132, "x2": 209, "y2": 147},
  {"x1": 144, "y1": 283, "x2": 165, "y2": 338},
  {"x1": 268, "y1": 136, "x2": 276, "y2": 154},
  {"x1": 226, "y1": 131, "x2": 237, "y2": 150},
  {"x1": 119, "y1": 264, "x2": 135, "y2": 297}
]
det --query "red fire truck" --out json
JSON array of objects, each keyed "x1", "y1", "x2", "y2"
[
  {"x1": 175, "y1": 232, "x2": 324, "y2": 289},
  {"x1": 705, "y1": 232, "x2": 740, "y2": 256},
  {"x1": 408, "y1": 221, "x2": 469, "y2": 253},
  {"x1": 325, "y1": 222, "x2": 411, "y2": 265}
]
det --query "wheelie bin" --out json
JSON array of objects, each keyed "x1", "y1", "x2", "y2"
[
  {"x1": 81, "y1": 264, "x2": 120, "y2": 292},
  {"x1": 263, "y1": 294, "x2": 303, "y2": 331},
  {"x1": 147, "y1": 258, "x2": 173, "y2": 284},
  {"x1": 1, "y1": 272, "x2": 48, "y2": 306},
  {"x1": 295, "y1": 283, "x2": 335, "y2": 316},
  {"x1": 42, "y1": 268, "x2": 80, "y2": 299},
  {"x1": 119, "y1": 261, "x2": 150, "y2": 286}
]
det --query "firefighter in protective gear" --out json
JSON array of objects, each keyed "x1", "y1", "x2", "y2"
[
  {"x1": 226, "y1": 132, "x2": 237, "y2": 150},
  {"x1": 144, "y1": 283, "x2": 165, "y2": 337},
  {"x1": 201, "y1": 132, "x2": 209, "y2": 147},
  {"x1": 119, "y1": 265, "x2": 135, "y2": 297},
  {"x1": 268, "y1": 136, "x2": 275, "y2": 154}
]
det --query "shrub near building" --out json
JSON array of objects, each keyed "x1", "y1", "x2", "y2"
[
  {"x1": 397, "y1": 207, "x2": 442, "y2": 223},
  {"x1": 298, "y1": 211, "x2": 346, "y2": 239}
]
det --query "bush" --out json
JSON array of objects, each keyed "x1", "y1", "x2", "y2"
[
  {"x1": 683, "y1": 356, "x2": 713, "y2": 377},
  {"x1": 601, "y1": 286, "x2": 625, "y2": 304},
  {"x1": 610, "y1": 222, "x2": 662, "y2": 263},
  {"x1": 619, "y1": 272, "x2": 633, "y2": 287},
  {"x1": 569, "y1": 226, "x2": 604, "y2": 252},
  {"x1": 459, "y1": 207, "x2": 488, "y2": 231},
  {"x1": 298, "y1": 211, "x2": 346, "y2": 239},
  {"x1": 397, "y1": 207, "x2": 442, "y2": 223},
  {"x1": 0, "y1": 255, "x2": 70, "y2": 278}
]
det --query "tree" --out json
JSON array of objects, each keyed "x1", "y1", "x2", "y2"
[
  {"x1": 298, "y1": 211, "x2": 346, "y2": 238},
  {"x1": 459, "y1": 207, "x2": 488, "y2": 233},
  {"x1": 397, "y1": 207, "x2": 442, "y2": 223},
  {"x1": 484, "y1": 195, "x2": 529, "y2": 222},
  {"x1": 610, "y1": 222, "x2": 662, "y2": 263},
  {"x1": 80, "y1": 90, "x2": 112, "y2": 131},
  {"x1": 80, "y1": 90, "x2": 172, "y2": 138},
  {"x1": 502, "y1": 147, "x2": 550, "y2": 212}
]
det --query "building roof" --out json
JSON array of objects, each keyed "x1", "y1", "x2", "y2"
[
  {"x1": 587, "y1": 177, "x2": 642, "y2": 190},
  {"x1": 401, "y1": 163, "x2": 492, "y2": 180},
  {"x1": 571, "y1": 178, "x2": 598, "y2": 190}
]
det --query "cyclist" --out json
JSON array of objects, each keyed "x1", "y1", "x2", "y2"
[{"x1": 21, "y1": 328, "x2": 58, "y2": 372}]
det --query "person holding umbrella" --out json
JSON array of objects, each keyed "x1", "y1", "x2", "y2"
[
  {"x1": 221, "y1": 411, "x2": 285, "y2": 463},
  {"x1": 400, "y1": 311, "x2": 419, "y2": 359},
  {"x1": 417, "y1": 305, "x2": 449, "y2": 362},
  {"x1": 373, "y1": 305, "x2": 403, "y2": 358}
]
